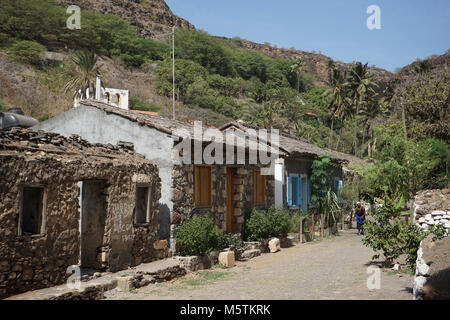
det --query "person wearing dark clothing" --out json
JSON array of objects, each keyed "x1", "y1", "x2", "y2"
[{"x1": 355, "y1": 202, "x2": 366, "y2": 235}]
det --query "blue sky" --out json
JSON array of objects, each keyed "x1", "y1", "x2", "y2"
[{"x1": 165, "y1": 0, "x2": 450, "y2": 72}]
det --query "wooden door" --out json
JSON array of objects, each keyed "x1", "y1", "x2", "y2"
[{"x1": 226, "y1": 168, "x2": 234, "y2": 233}]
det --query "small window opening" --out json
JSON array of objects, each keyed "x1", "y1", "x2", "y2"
[
  {"x1": 21, "y1": 186, "x2": 45, "y2": 235},
  {"x1": 135, "y1": 185, "x2": 151, "y2": 224}
]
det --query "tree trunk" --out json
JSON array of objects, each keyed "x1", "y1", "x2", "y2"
[
  {"x1": 353, "y1": 101, "x2": 359, "y2": 156},
  {"x1": 335, "y1": 121, "x2": 343, "y2": 150},
  {"x1": 328, "y1": 117, "x2": 334, "y2": 149},
  {"x1": 361, "y1": 124, "x2": 367, "y2": 158}
]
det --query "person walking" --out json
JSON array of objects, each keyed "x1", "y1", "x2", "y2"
[{"x1": 355, "y1": 202, "x2": 366, "y2": 235}]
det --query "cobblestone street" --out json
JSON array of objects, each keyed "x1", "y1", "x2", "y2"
[{"x1": 105, "y1": 229, "x2": 414, "y2": 300}]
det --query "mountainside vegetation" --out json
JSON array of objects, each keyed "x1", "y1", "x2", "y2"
[{"x1": 0, "y1": 0, "x2": 448, "y2": 195}]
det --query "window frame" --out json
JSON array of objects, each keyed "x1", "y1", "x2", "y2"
[
  {"x1": 253, "y1": 169, "x2": 266, "y2": 205},
  {"x1": 18, "y1": 184, "x2": 47, "y2": 237},
  {"x1": 287, "y1": 174, "x2": 307, "y2": 208},
  {"x1": 194, "y1": 165, "x2": 212, "y2": 208},
  {"x1": 135, "y1": 183, "x2": 152, "y2": 225}
]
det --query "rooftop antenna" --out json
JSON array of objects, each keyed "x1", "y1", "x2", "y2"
[{"x1": 172, "y1": 26, "x2": 176, "y2": 120}]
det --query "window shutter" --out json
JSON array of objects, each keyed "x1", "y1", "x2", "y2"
[
  {"x1": 287, "y1": 176, "x2": 293, "y2": 206},
  {"x1": 334, "y1": 179, "x2": 339, "y2": 193},
  {"x1": 297, "y1": 177, "x2": 303, "y2": 207},
  {"x1": 307, "y1": 178, "x2": 311, "y2": 204}
]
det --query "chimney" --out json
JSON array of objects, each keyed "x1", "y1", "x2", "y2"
[{"x1": 95, "y1": 76, "x2": 102, "y2": 100}]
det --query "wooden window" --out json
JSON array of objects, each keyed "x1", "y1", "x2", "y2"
[
  {"x1": 253, "y1": 170, "x2": 266, "y2": 204},
  {"x1": 135, "y1": 185, "x2": 151, "y2": 224},
  {"x1": 194, "y1": 165, "x2": 212, "y2": 207},
  {"x1": 20, "y1": 186, "x2": 45, "y2": 235}
]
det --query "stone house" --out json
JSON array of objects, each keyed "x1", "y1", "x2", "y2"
[
  {"x1": 34, "y1": 101, "x2": 278, "y2": 253},
  {"x1": 219, "y1": 122, "x2": 351, "y2": 213},
  {"x1": 0, "y1": 128, "x2": 163, "y2": 298}
]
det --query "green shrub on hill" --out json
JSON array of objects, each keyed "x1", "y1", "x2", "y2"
[
  {"x1": 7, "y1": 40, "x2": 45, "y2": 65},
  {"x1": 129, "y1": 97, "x2": 161, "y2": 112}
]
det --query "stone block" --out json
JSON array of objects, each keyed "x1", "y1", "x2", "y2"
[
  {"x1": 431, "y1": 210, "x2": 445, "y2": 216},
  {"x1": 153, "y1": 240, "x2": 168, "y2": 250},
  {"x1": 116, "y1": 276, "x2": 134, "y2": 292},
  {"x1": 218, "y1": 251, "x2": 235, "y2": 267},
  {"x1": 268, "y1": 238, "x2": 280, "y2": 253}
]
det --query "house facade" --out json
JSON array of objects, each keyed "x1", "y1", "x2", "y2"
[
  {"x1": 218, "y1": 122, "x2": 348, "y2": 213},
  {"x1": 34, "y1": 101, "x2": 277, "y2": 253},
  {"x1": 0, "y1": 128, "x2": 163, "y2": 298}
]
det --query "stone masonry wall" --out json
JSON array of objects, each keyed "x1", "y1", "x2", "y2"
[
  {"x1": 413, "y1": 189, "x2": 450, "y2": 300},
  {"x1": 0, "y1": 129, "x2": 164, "y2": 299},
  {"x1": 171, "y1": 164, "x2": 275, "y2": 250}
]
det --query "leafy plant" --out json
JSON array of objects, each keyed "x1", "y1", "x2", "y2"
[
  {"x1": 310, "y1": 156, "x2": 336, "y2": 212},
  {"x1": 175, "y1": 214, "x2": 223, "y2": 256},
  {"x1": 323, "y1": 189, "x2": 341, "y2": 230},
  {"x1": 362, "y1": 193, "x2": 447, "y2": 270}
]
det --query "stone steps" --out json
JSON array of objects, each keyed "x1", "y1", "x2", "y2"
[{"x1": 5, "y1": 258, "x2": 185, "y2": 300}]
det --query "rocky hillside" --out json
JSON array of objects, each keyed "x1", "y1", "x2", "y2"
[
  {"x1": 395, "y1": 50, "x2": 450, "y2": 80},
  {"x1": 56, "y1": 0, "x2": 194, "y2": 38},
  {"x1": 57, "y1": 0, "x2": 393, "y2": 88},
  {"x1": 219, "y1": 37, "x2": 394, "y2": 89}
]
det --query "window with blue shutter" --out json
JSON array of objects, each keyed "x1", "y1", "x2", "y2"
[
  {"x1": 287, "y1": 176, "x2": 303, "y2": 207},
  {"x1": 297, "y1": 177, "x2": 303, "y2": 207},
  {"x1": 287, "y1": 176, "x2": 293, "y2": 206}
]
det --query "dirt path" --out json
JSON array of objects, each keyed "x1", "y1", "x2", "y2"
[{"x1": 105, "y1": 229, "x2": 413, "y2": 300}]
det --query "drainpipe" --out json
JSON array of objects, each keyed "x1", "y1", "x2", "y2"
[
  {"x1": 274, "y1": 158, "x2": 285, "y2": 208},
  {"x1": 95, "y1": 76, "x2": 102, "y2": 101}
]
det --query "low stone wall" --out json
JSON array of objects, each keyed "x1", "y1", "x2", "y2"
[
  {"x1": 413, "y1": 189, "x2": 450, "y2": 300},
  {"x1": 414, "y1": 235, "x2": 450, "y2": 300}
]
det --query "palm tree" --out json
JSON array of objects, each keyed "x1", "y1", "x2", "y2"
[
  {"x1": 64, "y1": 50, "x2": 102, "y2": 100},
  {"x1": 346, "y1": 62, "x2": 375, "y2": 156},
  {"x1": 290, "y1": 58, "x2": 305, "y2": 92},
  {"x1": 325, "y1": 65, "x2": 347, "y2": 149}
]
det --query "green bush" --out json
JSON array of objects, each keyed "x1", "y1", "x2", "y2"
[
  {"x1": 267, "y1": 206, "x2": 292, "y2": 238},
  {"x1": 362, "y1": 193, "x2": 447, "y2": 270},
  {"x1": 244, "y1": 206, "x2": 292, "y2": 241},
  {"x1": 38, "y1": 114, "x2": 50, "y2": 122},
  {"x1": 0, "y1": 99, "x2": 8, "y2": 112},
  {"x1": 175, "y1": 214, "x2": 223, "y2": 256},
  {"x1": 244, "y1": 208, "x2": 272, "y2": 241},
  {"x1": 8, "y1": 40, "x2": 45, "y2": 65}
]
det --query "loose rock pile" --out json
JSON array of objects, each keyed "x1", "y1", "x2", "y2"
[{"x1": 413, "y1": 189, "x2": 450, "y2": 231}]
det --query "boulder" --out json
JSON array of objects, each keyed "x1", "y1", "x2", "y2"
[
  {"x1": 268, "y1": 238, "x2": 280, "y2": 253},
  {"x1": 240, "y1": 249, "x2": 261, "y2": 260},
  {"x1": 431, "y1": 210, "x2": 446, "y2": 216}
]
